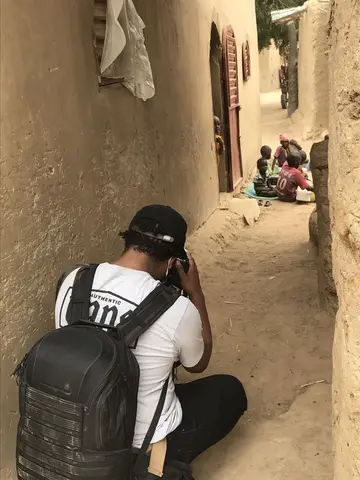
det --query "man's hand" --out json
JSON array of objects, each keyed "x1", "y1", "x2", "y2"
[
  {"x1": 176, "y1": 253, "x2": 203, "y2": 297},
  {"x1": 176, "y1": 253, "x2": 212, "y2": 374},
  {"x1": 216, "y1": 137, "x2": 225, "y2": 155}
]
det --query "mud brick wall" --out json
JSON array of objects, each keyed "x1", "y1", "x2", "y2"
[
  {"x1": 310, "y1": 138, "x2": 338, "y2": 313},
  {"x1": 328, "y1": 0, "x2": 360, "y2": 476}
]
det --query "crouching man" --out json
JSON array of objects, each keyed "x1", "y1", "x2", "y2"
[{"x1": 55, "y1": 205, "x2": 247, "y2": 471}]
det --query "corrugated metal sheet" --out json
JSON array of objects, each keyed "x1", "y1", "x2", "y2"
[{"x1": 271, "y1": 5, "x2": 308, "y2": 24}]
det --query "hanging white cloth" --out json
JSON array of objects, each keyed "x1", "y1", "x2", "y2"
[{"x1": 100, "y1": 0, "x2": 155, "y2": 101}]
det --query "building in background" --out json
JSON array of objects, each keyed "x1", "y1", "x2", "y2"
[
  {"x1": 268, "y1": 0, "x2": 330, "y2": 139},
  {"x1": 0, "y1": 1, "x2": 261, "y2": 477},
  {"x1": 258, "y1": 41, "x2": 281, "y2": 94},
  {"x1": 298, "y1": 0, "x2": 331, "y2": 140}
]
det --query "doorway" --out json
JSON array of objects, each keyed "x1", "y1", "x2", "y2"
[
  {"x1": 210, "y1": 23, "x2": 227, "y2": 192},
  {"x1": 210, "y1": 23, "x2": 243, "y2": 192}
]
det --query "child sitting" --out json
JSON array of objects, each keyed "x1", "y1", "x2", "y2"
[
  {"x1": 276, "y1": 152, "x2": 314, "y2": 202},
  {"x1": 253, "y1": 146, "x2": 278, "y2": 197},
  {"x1": 214, "y1": 116, "x2": 225, "y2": 166}
]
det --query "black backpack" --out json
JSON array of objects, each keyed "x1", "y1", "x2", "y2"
[{"x1": 14, "y1": 264, "x2": 189, "y2": 480}]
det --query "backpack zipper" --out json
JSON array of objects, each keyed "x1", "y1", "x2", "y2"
[
  {"x1": 12, "y1": 353, "x2": 29, "y2": 386},
  {"x1": 95, "y1": 373, "x2": 127, "y2": 449},
  {"x1": 87, "y1": 337, "x2": 117, "y2": 407}
]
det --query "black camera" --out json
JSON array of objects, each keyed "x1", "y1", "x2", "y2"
[{"x1": 165, "y1": 255, "x2": 190, "y2": 293}]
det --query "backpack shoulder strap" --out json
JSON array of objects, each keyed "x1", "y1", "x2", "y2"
[
  {"x1": 55, "y1": 264, "x2": 84, "y2": 300},
  {"x1": 121, "y1": 284, "x2": 179, "y2": 467},
  {"x1": 67, "y1": 264, "x2": 99, "y2": 325},
  {"x1": 120, "y1": 283, "x2": 180, "y2": 347},
  {"x1": 134, "y1": 376, "x2": 169, "y2": 470}
]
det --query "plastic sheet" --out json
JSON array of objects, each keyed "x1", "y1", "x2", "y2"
[{"x1": 100, "y1": 0, "x2": 155, "y2": 101}]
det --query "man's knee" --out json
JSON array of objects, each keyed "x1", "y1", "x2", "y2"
[{"x1": 215, "y1": 374, "x2": 248, "y2": 415}]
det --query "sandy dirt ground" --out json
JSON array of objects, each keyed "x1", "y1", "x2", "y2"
[{"x1": 184, "y1": 92, "x2": 334, "y2": 479}]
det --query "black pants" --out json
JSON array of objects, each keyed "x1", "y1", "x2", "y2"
[
  {"x1": 166, "y1": 375, "x2": 247, "y2": 464},
  {"x1": 278, "y1": 195, "x2": 296, "y2": 203},
  {"x1": 254, "y1": 189, "x2": 277, "y2": 198}
]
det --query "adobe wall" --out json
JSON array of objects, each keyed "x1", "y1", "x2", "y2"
[
  {"x1": 298, "y1": 0, "x2": 330, "y2": 140},
  {"x1": 0, "y1": 0, "x2": 260, "y2": 477},
  {"x1": 213, "y1": 0, "x2": 262, "y2": 179},
  {"x1": 310, "y1": 139, "x2": 338, "y2": 313},
  {"x1": 259, "y1": 42, "x2": 281, "y2": 93},
  {"x1": 328, "y1": 0, "x2": 360, "y2": 477}
]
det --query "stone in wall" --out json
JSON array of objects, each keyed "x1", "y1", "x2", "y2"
[
  {"x1": 309, "y1": 207, "x2": 319, "y2": 248},
  {"x1": 310, "y1": 138, "x2": 338, "y2": 313}
]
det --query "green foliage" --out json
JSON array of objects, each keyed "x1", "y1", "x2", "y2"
[{"x1": 256, "y1": 0, "x2": 304, "y2": 57}]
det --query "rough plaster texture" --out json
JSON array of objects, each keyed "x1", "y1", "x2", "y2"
[
  {"x1": 0, "y1": 0, "x2": 261, "y2": 477},
  {"x1": 258, "y1": 42, "x2": 281, "y2": 93},
  {"x1": 310, "y1": 139, "x2": 338, "y2": 313},
  {"x1": 328, "y1": 0, "x2": 360, "y2": 478},
  {"x1": 309, "y1": 207, "x2": 319, "y2": 248},
  {"x1": 298, "y1": 0, "x2": 331, "y2": 140}
]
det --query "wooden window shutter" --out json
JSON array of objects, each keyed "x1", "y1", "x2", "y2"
[
  {"x1": 223, "y1": 26, "x2": 243, "y2": 189},
  {"x1": 242, "y1": 41, "x2": 251, "y2": 82},
  {"x1": 93, "y1": 0, "x2": 107, "y2": 70},
  {"x1": 93, "y1": 0, "x2": 122, "y2": 86}
]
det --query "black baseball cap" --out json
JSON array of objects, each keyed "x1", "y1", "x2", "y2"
[{"x1": 127, "y1": 205, "x2": 188, "y2": 258}]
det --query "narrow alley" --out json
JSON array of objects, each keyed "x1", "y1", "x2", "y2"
[
  {"x1": 3, "y1": 0, "x2": 360, "y2": 477},
  {"x1": 187, "y1": 92, "x2": 333, "y2": 479}
]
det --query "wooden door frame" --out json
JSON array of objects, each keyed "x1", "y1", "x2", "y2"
[{"x1": 210, "y1": 22, "x2": 229, "y2": 192}]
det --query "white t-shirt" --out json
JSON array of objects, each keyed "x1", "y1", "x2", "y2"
[{"x1": 55, "y1": 263, "x2": 204, "y2": 448}]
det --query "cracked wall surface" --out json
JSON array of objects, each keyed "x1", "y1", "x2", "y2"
[
  {"x1": 328, "y1": 0, "x2": 360, "y2": 478},
  {"x1": 0, "y1": 0, "x2": 261, "y2": 477}
]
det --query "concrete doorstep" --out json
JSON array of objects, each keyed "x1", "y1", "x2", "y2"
[{"x1": 219, "y1": 195, "x2": 261, "y2": 227}]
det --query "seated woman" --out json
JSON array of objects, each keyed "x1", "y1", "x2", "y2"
[
  {"x1": 272, "y1": 134, "x2": 307, "y2": 171},
  {"x1": 272, "y1": 134, "x2": 290, "y2": 170}
]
